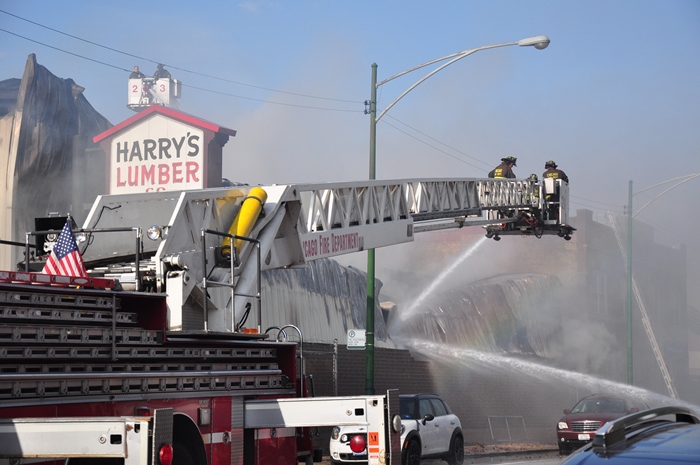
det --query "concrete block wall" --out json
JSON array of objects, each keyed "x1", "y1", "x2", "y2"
[
  {"x1": 303, "y1": 343, "x2": 435, "y2": 397},
  {"x1": 301, "y1": 343, "x2": 436, "y2": 454}
]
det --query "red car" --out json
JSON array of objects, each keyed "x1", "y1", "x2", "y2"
[{"x1": 556, "y1": 394, "x2": 648, "y2": 455}]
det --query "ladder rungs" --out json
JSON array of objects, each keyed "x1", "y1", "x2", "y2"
[
  {"x1": 0, "y1": 326, "x2": 159, "y2": 347},
  {"x1": 0, "y1": 306, "x2": 136, "y2": 324},
  {"x1": 0, "y1": 367, "x2": 285, "y2": 400},
  {"x1": 0, "y1": 342, "x2": 285, "y2": 360}
]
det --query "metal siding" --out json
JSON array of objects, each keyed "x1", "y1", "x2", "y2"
[{"x1": 260, "y1": 259, "x2": 396, "y2": 349}]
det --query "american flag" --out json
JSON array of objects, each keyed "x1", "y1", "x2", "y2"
[{"x1": 42, "y1": 220, "x2": 88, "y2": 278}]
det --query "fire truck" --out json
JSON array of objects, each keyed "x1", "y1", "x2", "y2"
[{"x1": 0, "y1": 176, "x2": 571, "y2": 465}]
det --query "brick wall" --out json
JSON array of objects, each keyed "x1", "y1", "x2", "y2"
[
  {"x1": 302, "y1": 343, "x2": 436, "y2": 454},
  {"x1": 303, "y1": 343, "x2": 435, "y2": 397}
]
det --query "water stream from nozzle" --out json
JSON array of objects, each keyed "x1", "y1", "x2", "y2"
[
  {"x1": 407, "y1": 339, "x2": 700, "y2": 414},
  {"x1": 399, "y1": 236, "x2": 488, "y2": 321}
]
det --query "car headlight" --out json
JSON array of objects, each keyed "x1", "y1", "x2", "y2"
[
  {"x1": 558, "y1": 422, "x2": 568, "y2": 430},
  {"x1": 331, "y1": 427, "x2": 340, "y2": 440},
  {"x1": 391, "y1": 415, "x2": 402, "y2": 433},
  {"x1": 340, "y1": 434, "x2": 348, "y2": 442}
]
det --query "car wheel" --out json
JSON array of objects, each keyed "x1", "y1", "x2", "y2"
[
  {"x1": 403, "y1": 439, "x2": 421, "y2": 465},
  {"x1": 446, "y1": 434, "x2": 464, "y2": 465}
]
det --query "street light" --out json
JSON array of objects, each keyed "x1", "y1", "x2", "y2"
[
  {"x1": 364, "y1": 36, "x2": 551, "y2": 394},
  {"x1": 625, "y1": 173, "x2": 700, "y2": 386}
]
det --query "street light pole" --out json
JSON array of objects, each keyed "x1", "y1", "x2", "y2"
[
  {"x1": 625, "y1": 172, "x2": 700, "y2": 386},
  {"x1": 364, "y1": 36, "x2": 550, "y2": 395},
  {"x1": 365, "y1": 63, "x2": 378, "y2": 395}
]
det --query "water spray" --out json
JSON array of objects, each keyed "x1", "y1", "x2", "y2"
[
  {"x1": 399, "y1": 236, "x2": 488, "y2": 321},
  {"x1": 408, "y1": 339, "x2": 700, "y2": 414}
]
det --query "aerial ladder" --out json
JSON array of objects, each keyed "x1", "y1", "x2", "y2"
[{"x1": 62, "y1": 176, "x2": 574, "y2": 335}]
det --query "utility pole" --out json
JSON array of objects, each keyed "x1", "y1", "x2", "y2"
[{"x1": 626, "y1": 180, "x2": 633, "y2": 385}]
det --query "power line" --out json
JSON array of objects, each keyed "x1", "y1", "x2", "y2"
[
  {"x1": 182, "y1": 83, "x2": 363, "y2": 112},
  {"x1": 635, "y1": 212, "x2": 686, "y2": 246},
  {"x1": 0, "y1": 10, "x2": 150, "y2": 60},
  {"x1": 385, "y1": 115, "x2": 493, "y2": 169},
  {"x1": 571, "y1": 199, "x2": 623, "y2": 214},
  {"x1": 570, "y1": 195, "x2": 622, "y2": 208},
  {"x1": 606, "y1": 208, "x2": 686, "y2": 246},
  {"x1": 0, "y1": 28, "x2": 131, "y2": 72},
  {"x1": 380, "y1": 119, "x2": 489, "y2": 172},
  {"x1": 0, "y1": 9, "x2": 362, "y2": 104},
  {"x1": 570, "y1": 192, "x2": 624, "y2": 212},
  {"x1": 0, "y1": 27, "x2": 362, "y2": 113}
]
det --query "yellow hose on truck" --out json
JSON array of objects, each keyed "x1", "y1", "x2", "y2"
[{"x1": 221, "y1": 187, "x2": 268, "y2": 257}]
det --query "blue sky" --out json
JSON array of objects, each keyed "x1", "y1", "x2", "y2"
[{"x1": 1, "y1": 1, "x2": 699, "y2": 306}]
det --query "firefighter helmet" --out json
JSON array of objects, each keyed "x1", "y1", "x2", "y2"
[
  {"x1": 529, "y1": 173, "x2": 538, "y2": 181},
  {"x1": 501, "y1": 156, "x2": 517, "y2": 166},
  {"x1": 545, "y1": 160, "x2": 557, "y2": 168}
]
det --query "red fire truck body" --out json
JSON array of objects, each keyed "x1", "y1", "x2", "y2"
[{"x1": 0, "y1": 276, "x2": 308, "y2": 465}]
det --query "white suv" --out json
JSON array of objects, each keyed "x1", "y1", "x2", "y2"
[{"x1": 329, "y1": 394, "x2": 464, "y2": 465}]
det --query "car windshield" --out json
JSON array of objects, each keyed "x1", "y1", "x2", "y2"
[
  {"x1": 400, "y1": 398, "x2": 417, "y2": 419},
  {"x1": 399, "y1": 396, "x2": 453, "y2": 420},
  {"x1": 571, "y1": 398, "x2": 627, "y2": 413}
]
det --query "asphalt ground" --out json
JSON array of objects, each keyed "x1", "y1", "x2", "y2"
[{"x1": 321, "y1": 443, "x2": 560, "y2": 464}]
